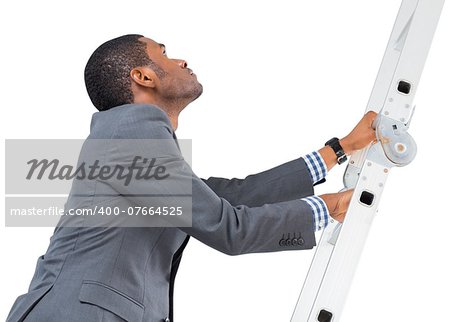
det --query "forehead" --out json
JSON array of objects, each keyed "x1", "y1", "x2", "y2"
[{"x1": 139, "y1": 37, "x2": 164, "y2": 53}]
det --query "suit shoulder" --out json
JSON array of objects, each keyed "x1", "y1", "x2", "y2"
[{"x1": 90, "y1": 104, "x2": 174, "y2": 139}]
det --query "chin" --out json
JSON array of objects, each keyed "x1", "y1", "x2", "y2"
[{"x1": 191, "y1": 83, "x2": 203, "y2": 102}]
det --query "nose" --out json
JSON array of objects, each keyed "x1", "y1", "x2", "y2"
[{"x1": 176, "y1": 59, "x2": 188, "y2": 69}]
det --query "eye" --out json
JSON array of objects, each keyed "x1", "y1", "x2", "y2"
[{"x1": 162, "y1": 49, "x2": 167, "y2": 56}]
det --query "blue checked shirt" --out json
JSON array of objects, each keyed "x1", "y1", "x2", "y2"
[{"x1": 302, "y1": 151, "x2": 330, "y2": 231}]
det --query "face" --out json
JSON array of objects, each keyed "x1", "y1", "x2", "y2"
[{"x1": 139, "y1": 37, "x2": 203, "y2": 103}]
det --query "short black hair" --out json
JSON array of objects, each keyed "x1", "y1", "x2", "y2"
[{"x1": 84, "y1": 34, "x2": 163, "y2": 111}]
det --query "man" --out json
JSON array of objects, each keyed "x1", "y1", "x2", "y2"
[{"x1": 7, "y1": 34, "x2": 377, "y2": 322}]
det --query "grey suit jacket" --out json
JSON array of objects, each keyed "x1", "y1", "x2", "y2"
[{"x1": 7, "y1": 104, "x2": 317, "y2": 322}]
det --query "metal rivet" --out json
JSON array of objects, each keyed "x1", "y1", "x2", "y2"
[
  {"x1": 384, "y1": 111, "x2": 390, "y2": 116},
  {"x1": 395, "y1": 143, "x2": 406, "y2": 153},
  {"x1": 384, "y1": 168, "x2": 389, "y2": 173}
]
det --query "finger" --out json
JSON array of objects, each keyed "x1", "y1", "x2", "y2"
[
  {"x1": 366, "y1": 110, "x2": 378, "y2": 120},
  {"x1": 334, "y1": 214, "x2": 345, "y2": 223},
  {"x1": 371, "y1": 128, "x2": 377, "y2": 141},
  {"x1": 366, "y1": 111, "x2": 379, "y2": 128},
  {"x1": 343, "y1": 189, "x2": 354, "y2": 202},
  {"x1": 343, "y1": 188, "x2": 354, "y2": 195}
]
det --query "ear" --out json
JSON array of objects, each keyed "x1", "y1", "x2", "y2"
[{"x1": 130, "y1": 67, "x2": 158, "y2": 88}]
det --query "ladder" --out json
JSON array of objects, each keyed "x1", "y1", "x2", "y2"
[{"x1": 291, "y1": 1, "x2": 445, "y2": 321}]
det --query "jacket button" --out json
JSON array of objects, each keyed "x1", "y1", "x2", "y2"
[
  {"x1": 298, "y1": 237, "x2": 305, "y2": 246},
  {"x1": 164, "y1": 318, "x2": 170, "y2": 322}
]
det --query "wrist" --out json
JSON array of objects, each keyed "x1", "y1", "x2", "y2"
[
  {"x1": 325, "y1": 137, "x2": 348, "y2": 165},
  {"x1": 340, "y1": 136, "x2": 354, "y2": 155},
  {"x1": 319, "y1": 193, "x2": 333, "y2": 211},
  {"x1": 319, "y1": 194, "x2": 329, "y2": 209}
]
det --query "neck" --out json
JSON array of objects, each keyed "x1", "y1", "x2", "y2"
[{"x1": 165, "y1": 109, "x2": 179, "y2": 131}]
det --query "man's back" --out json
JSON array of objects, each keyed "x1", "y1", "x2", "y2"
[{"x1": 8, "y1": 104, "x2": 190, "y2": 322}]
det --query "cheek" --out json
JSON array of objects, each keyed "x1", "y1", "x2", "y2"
[{"x1": 165, "y1": 71, "x2": 190, "y2": 87}]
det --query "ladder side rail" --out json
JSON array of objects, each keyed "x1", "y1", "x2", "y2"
[{"x1": 291, "y1": 1, "x2": 445, "y2": 321}]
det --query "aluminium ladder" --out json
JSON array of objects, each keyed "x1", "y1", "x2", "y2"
[{"x1": 291, "y1": 1, "x2": 445, "y2": 322}]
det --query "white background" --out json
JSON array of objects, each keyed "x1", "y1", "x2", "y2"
[{"x1": 0, "y1": 0, "x2": 449, "y2": 321}]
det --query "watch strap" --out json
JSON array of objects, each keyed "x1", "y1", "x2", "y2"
[{"x1": 325, "y1": 137, "x2": 347, "y2": 165}]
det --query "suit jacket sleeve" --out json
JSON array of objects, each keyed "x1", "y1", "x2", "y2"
[
  {"x1": 106, "y1": 105, "x2": 316, "y2": 255},
  {"x1": 186, "y1": 163, "x2": 316, "y2": 255},
  {"x1": 202, "y1": 158, "x2": 314, "y2": 207}
]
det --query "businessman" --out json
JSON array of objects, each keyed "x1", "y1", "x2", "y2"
[{"x1": 7, "y1": 34, "x2": 377, "y2": 322}]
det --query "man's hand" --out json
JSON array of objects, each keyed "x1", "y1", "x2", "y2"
[
  {"x1": 318, "y1": 111, "x2": 377, "y2": 171},
  {"x1": 320, "y1": 190, "x2": 354, "y2": 223},
  {"x1": 340, "y1": 111, "x2": 378, "y2": 155}
]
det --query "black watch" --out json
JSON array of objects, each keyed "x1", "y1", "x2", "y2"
[{"x1": 325, "y1": 137, "x2": 347, "y2": 165}]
